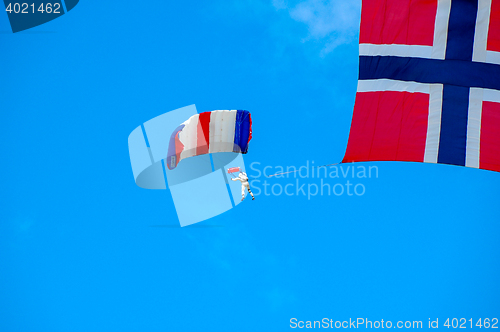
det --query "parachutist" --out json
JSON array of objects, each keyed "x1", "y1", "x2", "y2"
[{"x1": 232, "y1": 171, "x2": 255, "y2": 201}]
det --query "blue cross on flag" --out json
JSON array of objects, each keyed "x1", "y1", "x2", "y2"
[{"x1": 344, "y1": 0, "x2": 500, "y2": 173}]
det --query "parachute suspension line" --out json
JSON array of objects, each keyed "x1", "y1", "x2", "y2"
[
  {"x1": 266, "y1": 162, "x2": 343, "y2": 178},
  {"x1": 208, "y1": 152, "x2": 237, "y2": 178}
]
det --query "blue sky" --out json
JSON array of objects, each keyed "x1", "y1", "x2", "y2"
[{"x1": 1, "y1": 1, "x2": 499, "y2": 331}]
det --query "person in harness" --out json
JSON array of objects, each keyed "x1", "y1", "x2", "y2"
[{"x1": 232, "y1": 171, "x2": 255, "y2": 201}]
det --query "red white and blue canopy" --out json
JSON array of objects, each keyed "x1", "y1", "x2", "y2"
[{"x1": 167, "y1": 110, "x2": 252, "y2": 170}]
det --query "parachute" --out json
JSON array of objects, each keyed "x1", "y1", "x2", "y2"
[
  {"x1": 166, "y1": 110, "x2": 252, "y2": 170},
  {"x1": 342, "y1": 0, "x2": 500, "y2": 173}
]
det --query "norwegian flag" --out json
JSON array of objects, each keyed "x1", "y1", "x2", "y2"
[{"x1": 343, "y1": 0, "x2": 500, "y2": 173}]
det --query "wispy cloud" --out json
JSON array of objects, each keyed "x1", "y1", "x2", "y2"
[
  {"x1": 211, "y1": 0, "x2": 360, "y2": 60},
  {"x1": 274, "y1": 0, "x2": 361, "y2": 56}
]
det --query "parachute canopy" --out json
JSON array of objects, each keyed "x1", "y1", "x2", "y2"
[
  {"x1": 167, "y1": 110, "x2": 252, "y2": 170},
  {"x1": 343, "y1": 0, "x2": 500, "y2": 173}
]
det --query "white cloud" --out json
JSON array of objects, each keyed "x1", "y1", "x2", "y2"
[{"x1": 275, "y1": 0, "x2": 361, "y2": 55}]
